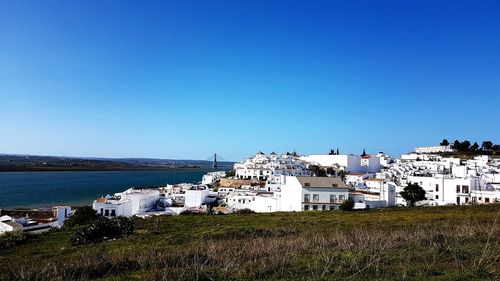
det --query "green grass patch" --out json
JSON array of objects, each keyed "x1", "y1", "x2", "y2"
[{"x1": 1, "y1": 204, "x2": 499, "y2": 280}]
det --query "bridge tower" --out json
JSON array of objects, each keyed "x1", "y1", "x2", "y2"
[{"x1": 213, "y1": 153, "x2": 218, "y2": 169}]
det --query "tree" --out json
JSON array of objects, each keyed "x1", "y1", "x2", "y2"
[
  {"x1": 440, "y1": 139, "x2": 450, "y2": 146},
  {"x1": 400, "y1": 183, "x2": 426, "y2": 207},
  {"x1": 339, "y1": 199, "x2": 355, "y2": 211},
  {"x1": 309, "y1": 165, "x2": 326, "y2": 177},
  {"x1": 64, "y1": 205, "x2": 98, "y2": 227},
  {"x1": 337, "y1": 170, "x2": 346, "y2": 181},
  {"x1": 329, "y1": 149, "x2": 335, "y2": 155},
  {"x1": 461, "y1": 140, "x2": 471, "y2": 152},
  {"x1": 482, "y1": 141, "x2": 494, "y2": 151},
  {"x1": 336, "y1": 148, "x2": 340, "y2": 155},
  {"x1": 471, "y1": 142, "x2": 480, "y2": 152},
  {"x1": 452, "y1": 140, "x2": 461, "y2": 150},
  {"x1": 326, "y1": 167, "x2": 336, "y2": 176},
  {"x1": 226, "y1": 169, "x2": 235, "y2": 177}
]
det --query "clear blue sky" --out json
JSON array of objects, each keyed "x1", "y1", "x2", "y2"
[{"x1": 1, "y1": 1, "x2": 499, "y2": 161}]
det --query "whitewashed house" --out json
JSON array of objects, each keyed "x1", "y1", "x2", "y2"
[
  {"x1": 351, "y1": 180, "x2": 397, "y2": 209},
  {"x1": 345, "y1": 173, "x2": 368, "y2": 186},
  {"x1": 234, "y1": 151, "x2": 309, "y2": 180},
  {"x1": 93, "y1": 188, "x2": 160, "y2": 217},
  {"x1": 0, "y1": 215, "x2": 22, "y2": 234},
  {"x1": 278, "y1": 176, "x2": 349, "y2": 211},
  {"x1": 53, "y1": 206, "x2": 72, "y2": 226},
  {"x1": 300, "y1": 154, "x2": 381, "y2": 173},
  {"x1": 225, "y1": 191, "x2": 278, "y2": 213},
  {"x1": 202, "y1": 171, "x2": 226, "y2": 185},
  {"x1": 415, "y1": 145, "x2": 454, "y2": 154},
  {"x1": 185, "y1": 185, "x2": 210, "y2": 208}
]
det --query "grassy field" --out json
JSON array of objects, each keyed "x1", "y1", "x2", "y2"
[{"x1": 1, "y1": 204, "x2": 500, "y2": 281}]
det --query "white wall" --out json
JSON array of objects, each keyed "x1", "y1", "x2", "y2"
[
  {"x1": 300, "y1": 155, "x2": 381, "y2": 173},
  {"x1": 278, "y1": 176, "x2": 303, "y2": 211},
  {"x1": 185, "y1": 187, "x2": 209, "y2": 208}
]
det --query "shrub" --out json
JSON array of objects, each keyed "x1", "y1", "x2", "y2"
[
  {"x1": 70, "y1": 216, "x2": 134, "y2": 245},
  {"x1": 64, "y1": 205, "x2": 98, "y2": 227},
  {"x1": 179, "y1": 210, "x2": 206, "y2": 216},
  {"x1": 340, "y1": 199, "x2": 355, "y2": 211},
  {"x1": 0, "y1": 231, "x2": 30, "y2": 249},
  {"x1": 234, "y1": 208, "x2": 256, "y2": 215}
]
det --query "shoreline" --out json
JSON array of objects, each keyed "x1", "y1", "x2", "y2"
[{"x1": 0, "y1": 166, "x2": 211, "y2": 173}]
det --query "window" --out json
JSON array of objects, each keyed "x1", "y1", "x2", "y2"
[
  {"x1": 435, "y1": 184, "x2": 439, "y2": 192},
  {"x1": 304, "y1": 205, "x2": 309, "y2": 211},
  {"x1": 329, "y1": 206, "x2": 335, "y2": 210},
  {"x1": 100, "y1": 208, "x2": 103, "y2": 215},
  {"x1": 339, "y1": 195, "x2": 345, "y2": 201},
  {"x1": 312, "y1": 205, "x2": 318, "y2": 210},
  {"x1": 456, "y1": 185, "x2": 461, "y2": 193},
  {"x1": 111, "y1": 210, "x2": 116, "y2": 217},
  {"x1": 330, "y1": 194, "x2": 337, "y2": 203},
  {"x1": 304, "y1": 182, "x2": 310, "y2": 187},
  {"x1": 104, "y1": 209, "x2": 109, "y2": 216},
  {"x1": 304, "y1": 194, "x2": 310, "y2": 202},
  {"x1": 435, "y1": 195, "x2": 439, "y2": 200},
  {"x1": 322, "y1": 205, "x2": 326, "y2": 211},
  {"x1": 313, "y1": 194, "x2": 319, "y2": 202},
  {"x1": 485, "y1": 198, "x2": 490, "y2": 203},
  {"x1": 462, "y1": 185, "x2": 469, "y2": 194}
]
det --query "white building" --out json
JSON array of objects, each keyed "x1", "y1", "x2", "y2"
[
  {"x1": 278, "y1": 176, "x2": 349, "y2": 211},
  {"x1": 234, "y1": 151, "x2": 309, "y2": 180},
  {"x1": 415, "y1": 145, "x2": 454, "y2": 154},
  {"x1": 202, "y1": 171, "x2": 226, "y2": 185},
  {"x1": 53, "y1": 206, "x2": 72, "y2": 226},
  {"x1": 0, "y1": 215, "x2": 22, "y2": 234},
  {"x1": 300, "y1": 154, "x2": 381, "y2": 173},
  {"x1": 225, "y1": 191, "x2": 278, "y2": 213},
  {"x1": 350, "y1": 178, "x2": 397, "y2": 209},
  {"x1": 185, "y1": 185, "x2": 210, "y2": 208},
  {"x1": 407, "y1": 175, "x2": 485, "y2": 206},
  {"x1": 93, "y1": 188, "x2": 161, "y2": 217}
]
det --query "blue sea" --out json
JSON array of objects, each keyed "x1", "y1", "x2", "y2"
[{"x1": 0, "y1": 169, "x2": 219, "y2": 209}]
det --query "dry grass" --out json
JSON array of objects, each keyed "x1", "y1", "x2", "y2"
[{"x1": 1, "y1": 204, "x2": 500, "y2": 281}]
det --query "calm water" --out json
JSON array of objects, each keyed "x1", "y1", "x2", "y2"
[{"x1": 0, "y1": 169, "x2": 219, "y2": 209}]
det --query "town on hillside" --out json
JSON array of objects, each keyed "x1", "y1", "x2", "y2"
[{"x1": 1, "y1": 140, "x2": 500, "y2": 234}]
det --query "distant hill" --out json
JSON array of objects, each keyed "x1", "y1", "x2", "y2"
[{"x1": 0, "y1": 154, "x2": 234, "y2": 172}]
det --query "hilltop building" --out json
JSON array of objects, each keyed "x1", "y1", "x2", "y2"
[
  {"x1": 300, "y1": 154, "x2": 382, "y2": 173},
  {"x1": 233, "y1": 151, "x2": 309, "y2": 181}
]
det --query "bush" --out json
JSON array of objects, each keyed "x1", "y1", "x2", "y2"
[
  {"x1": 70, "y1": 216, "x2": 134, "y2": 245},
  {"x1": 234, "y1": 208, "x2": 256, "y2": 215},
  {"x1": 64, "y1": 205, "x2": 98, "y2": 227},
  {"x1": 339, "y1": 199, "x2": 355, "y2": 211},
  {"x1": 179, "y1": 210, "x2": 206, "y2": 216},
  {"x1": 0, "y1": 231, "x2": 30, "y2": 249}
]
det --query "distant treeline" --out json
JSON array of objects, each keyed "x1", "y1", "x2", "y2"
[{"x1": 440, "y1": 139, "x2": 499, "y2": 154}]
